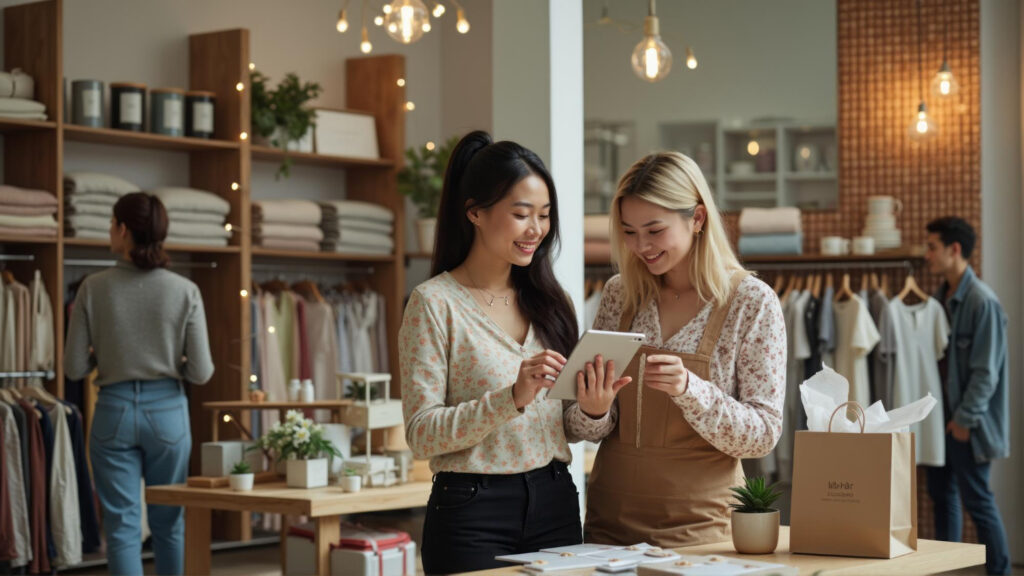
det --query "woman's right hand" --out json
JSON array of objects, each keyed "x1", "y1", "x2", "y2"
[
  {"x1": 577, "y1": 355, "x2": 631, "y2": 418},
  {"x1": 512, "y1": 350, "x2": 567, "y2": 410}
]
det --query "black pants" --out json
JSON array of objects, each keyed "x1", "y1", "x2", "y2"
[{"x1": 422, "y1": 460, "x2": 582, "y2": 574}]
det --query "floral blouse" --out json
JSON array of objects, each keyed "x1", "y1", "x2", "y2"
[
  {"x1": 563, "y1": 273, "x2": 787, "y2": 459},
  {"x1": 399, "y1": 272, "x2": 572, "y2": 474}
]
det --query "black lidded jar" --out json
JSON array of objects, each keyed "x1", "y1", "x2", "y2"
[{"x1": 110, "y1": 82, "x2": 147, "y2": 131}]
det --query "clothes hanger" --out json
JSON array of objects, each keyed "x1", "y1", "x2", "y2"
[
  {"x1": 292, "y1": 279, "x2": 325, "y2": 304},
  {"x1": 859, "y1": 272, "x2": 869, "y2": 295},
  {"x1": 834, "y1": 272, "x2": 854, "y2": 302},
  {"x1": 896, "y1": 271, "x2": 929, "y2": 303},
  {"x1": 773, "y1": 273, "x2": 788, "y2": 296},
  {"x1": 880, "y1": 274, "x2": 890, "y2": 298},
  {"x1": 18, "y1": 384, "x2": 70, "y2": 414},
  {"x1": 825, "y1": 272, "x2": 835, "y2": 290},
  {"x1": 869, "y1": 272, "x2": 880, "y2": 292}
]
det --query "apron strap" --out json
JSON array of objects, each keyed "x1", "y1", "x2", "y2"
[{"x1": 694, "y1": 271, "x2": 749, "y2": 358}]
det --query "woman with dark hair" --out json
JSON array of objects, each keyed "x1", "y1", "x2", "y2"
[
  {"x1": 400, "y1": 131, "x2": 597, "y2": 573},
  {"x1": 64, "y1": 192, "x2": 214, "y2": 576}
]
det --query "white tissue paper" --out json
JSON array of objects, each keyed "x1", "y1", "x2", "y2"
[{"x1": 801, "y1": 365, "x2": 936, "y2": 433}]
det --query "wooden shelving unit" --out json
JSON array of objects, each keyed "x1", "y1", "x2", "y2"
[{"x1": 2, "y1": 0, "x2": 406, "y2": 546}]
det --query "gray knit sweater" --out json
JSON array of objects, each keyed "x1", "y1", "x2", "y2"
[{"x1": 64, "y1": 261, "x2": 214, "y2": 386}]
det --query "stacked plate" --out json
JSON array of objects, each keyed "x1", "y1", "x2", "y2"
[{"x1": 862, "y1": 196, "x2": 902, "y2": 250}]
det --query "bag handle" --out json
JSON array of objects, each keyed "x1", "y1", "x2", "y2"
[{"x1": 827, "y1": 401, "x2": 866, "y2": 433}]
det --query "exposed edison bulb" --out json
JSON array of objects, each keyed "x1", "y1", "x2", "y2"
[
  {"x1": 374, "y1": 15, "x2": 384, "y2": 26},
  {"x1": 360, "y1": 27, "x2": 373, "y2": 53},
  {"x1": 631, "y1": 16, "x2": 671, "y2": 82},
  {"x1": 747, "y1": 140, "x2": 760, "y2": 156},
  {"x1": 432, "y1": 2, "x2": 445, "y2": 17},
  {"x1": 397, "y1": 78, "x2": 406, "y2": 87},
  {"x1": 382, "y1": 3, "x2": 392, "y2": 13},
  {"x1": 931, "y1": 60, "x2": 960, "y2": 99},
  {"x1": 336, "y1": 9, "x2": 349, "y2": 32},
  {"x1": 239, "y1": 131, "x2": 248, "y2": 140},
  {"x1": 224, "y1": 223, "x2": 233, "y2": 232},
  {"x1": 231, "y1": 182, "x2": 240, "y2": 191},
  {"x1": 422, "y1": 21, "x2": 431, "y2": 33},
  {"x1": 222, "y1": 413, "x2": 232, "y2": 423},
  {"x1": 268, "y1": 326, "x2": 276, "y2": 334},
  {"x1": 908, "y1": 101, "x2": 938, "y2": 141},
  {"x1": 405, "y1": 101, "x2": 416, "y2": 111},
  {"x1": 249, "y1": 374, "x2": 258, "y2": 383},
  {"x1": 384, "y1": 0, "x2": 429, "y2": 44},
  {"x1": 685, "y1": 46, "x2": 698, "y2": 70},
  {"x1": 456, "y1": 8, "x2": 470, "y2": 33},
  {"x1": 239, "y1": 289, "x2": 248, "y2": 298},
  {"x1": 235, "y1": 82, "x2": 245, "y2": 92},
  {"x1": 248, "y1": 62, "x2": 255, "y2": 71},
  {"x1": 425, "y1": 141, "x2": 435, "y2": 150}
]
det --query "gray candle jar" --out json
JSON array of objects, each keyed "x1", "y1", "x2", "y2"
[
  {"x1": 71, "y1": 80, "x2": 104, "y2": 127},
  {"x1": 150, "y1": 88, "x2": 185, "y2": 137},
  {"x1": 185, "y1": 91, "x2": 216, "y2": 139},
  {"x1": 110, "y1": 82, "x2": 146, "y2": 131}
]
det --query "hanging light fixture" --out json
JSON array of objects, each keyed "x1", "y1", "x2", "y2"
[
  {"x1": 452, "y1": 0, "x2": 470, "y2": 34},
  {"x1": 384, "y1": 0, "x2": 430, "y2": 44},
  {"x1": 685, "y1": 46, "x2": 697, "y2": 70},
  {"x1": 432, "y1": 1, "x2": 445, "y2": 18},
  {"x1": 930, "y1": 3, "x2": 959, "y2": 99},
  {"x1": 631, "y1": 0, "x2": 672, "y2": 82},
  {"x1": 360, "y1": 0, "x2": 373, "y2": 53},
  {"x1": 336, "y1": 0, "x2": 350, "y2": 33},
  {"x1": 909, "y1": 0, "x2": 937, "y2": 141}
]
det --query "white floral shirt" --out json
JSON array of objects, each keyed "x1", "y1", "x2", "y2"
[
  {"x1": 400, "y1": 272, "x2": 572, "y2": 474},
  {"x1": 564, "y1": 273, "x2": 787, "y2": 458}
]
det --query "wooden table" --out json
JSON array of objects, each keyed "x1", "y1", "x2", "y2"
[
  {"x1": 467, "y1": 527, "x2": 985, "y2": 576},
  {"x1": 203, "y1": 400, "x2": 354, "y2": 441},
  {"x1": 146, "y1": 480, "x2": 431, "y2": 576}
]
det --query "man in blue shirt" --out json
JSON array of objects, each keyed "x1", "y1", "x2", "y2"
[{"x1": 924, "y1": 217, "x2": 1010, "y2": 575}]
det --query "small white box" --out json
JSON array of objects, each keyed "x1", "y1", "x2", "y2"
[
  {"x1": 201, "y1": 441, "x2": 261, "y2": 477},
  {"x1": 314, "y1": 109, "x2": 379, "y2": 159},
  {"x1": 286, "y1": 523, "x2": 417, "y2": 576}
]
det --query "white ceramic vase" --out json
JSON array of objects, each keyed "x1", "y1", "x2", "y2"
[
  {"x1": 731, "y1": 510, "x2": 780, "y2": 554},
  {"x1": 416, "y1": 218, "x2": 437, "y2": 254},
  {"x1": 286, "y1": 458, "x2": 328, "y2": 489},
  {"x1": 229, "y1": 473, "x2": 254, "y2": 492}
]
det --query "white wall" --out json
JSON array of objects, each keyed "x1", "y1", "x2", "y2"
[
  {"x1": 441, "y1": 0, "x2": 493, "y2": 138},
  {"x1": 583, "y1": 0, "x2": 836, "y2": 156},
  {"x1": 981, "y1": 0, "x2": 1023, "y2": 560}
]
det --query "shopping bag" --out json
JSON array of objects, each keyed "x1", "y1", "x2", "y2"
[{"x1": 790, "y1": 402, "x2": 917, "y2": 558}]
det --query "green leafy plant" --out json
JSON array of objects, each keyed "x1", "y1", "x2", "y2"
[
  {"x1": 398, "y1": 136, "x2": 459, "y2": 219},
  {"x1": 231, "y1": 460, "x2": 252, "y2": 475},
  {"x1": 343, "y1": 468, "x2": 358, "y2": 477},
  {"x1": 250, "y1": 69, "x2": 323, "y2": 179},
  {"x1": 729, "y1": 476, "x2": 782, "y2": 513},
  {"x1": 254, "y1": 410, "x2": 342, "y2": 462},
  {"x1": 346, "y1": 381, "x2": 381, "y2": 401}
]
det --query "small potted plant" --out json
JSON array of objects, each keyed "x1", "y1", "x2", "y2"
[
  {"x1": 229, "y1": 460, "x2": 254, "y2": 492},
  {"x1": 255, "y1": 410, "x2": 342, "y2": 489},
  {"x1": 729, "y1": 476, "x2": 782, "y2": 554},
  {"x1": 341, "y1": 468, "x2": 362, "y2": 493},
  {"x1": 398, "y1": 136, "x2": 458, "y2": 253},
  {"x1": 248, "y1": 384, "x2": 266, "y2": 403},
  {"x1": 250, "y1": 69, "x2": 323, "y2": 179}
]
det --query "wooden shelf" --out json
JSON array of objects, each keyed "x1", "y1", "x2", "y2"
[
  {"x1": 786, "y1": 172, "x2": 837, "y2": 181},
  {"x1": 742, "y1": 247, "x2": 925, "y2": 264},
  {"x1": 252, "y1": 247, "x2": 395, "y2": 262},
  {"x1": 0, "y1": 117, "x2": 56, "y2": 133},
  {"x1": 63, "y1": 237, "x2": 241, "y2": 254},
  {"x1": 0, "y1": 235, "x2": 57, "y2": 245},
  {"x1": 203, "y1": 400, "x2": 353, "y2": 410},
  {"x1": 63, "y1": 124, "x2": 240, "y2": 152},
  {"x1": 251, "y1": 145, "x2": 394, "y2": 169},
  {"x1": 725, "y1": 174, "x2": 777, "y2": 183}
]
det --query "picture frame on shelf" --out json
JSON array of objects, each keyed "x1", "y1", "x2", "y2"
[{"x1": 313, "y1": 107, "x2": 379, "y2": 159}]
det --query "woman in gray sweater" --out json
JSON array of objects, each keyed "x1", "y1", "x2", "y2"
[{"x1": 65, "y1": 192, "x2": 213, "y2": 576}]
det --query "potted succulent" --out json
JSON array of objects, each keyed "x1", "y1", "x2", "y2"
[
  {"x1": 341, "y1": 468, "x2": 362, "y2": 493},
  {"x1": 398, "y1": 136, "x2": 458, "y2": 253},
  {"x1": 250, "y1": 69, "x2": 323, "y2": 179},
  {"x1": 255, "y1": 410, "x2": 341, "y2": 489},
  {"x1": 228, "y1": 460, "x2": 254, "y2": 492},
  {"x1": 729, "y1": 476, "x2": 782, "y2": 554}
]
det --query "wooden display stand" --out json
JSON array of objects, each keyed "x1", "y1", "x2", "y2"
[{"x1": 1, "y1": 0, "x2": 407, "y2": 546}]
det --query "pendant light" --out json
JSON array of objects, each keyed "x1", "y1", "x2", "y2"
[
  {"x1": 384, "y1": 0, "x2": 430, "y2": 45},
  {"x1": 909, "y1": 0, "x2": 937, "y2": 141},
  {"x1": 631, "y1": 0, "x2": 672, "y2": 82},
  {"x1": 335, "y1": 0, "x2": 350, "y2": 32},
  {"x1": 360, "y1": 0, "x2": 373, "y2": 53},
  {"x1": 930, "y1": 2, "x2": 959, "y2": 99}
]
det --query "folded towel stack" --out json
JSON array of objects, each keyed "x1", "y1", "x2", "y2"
[
  {"x1": 252, "y1": 199, "x2": 323, "y2": 252},
  {"x1": 737, "y1": 207, "x2": 803, "y2": 256},
  {"x1": 0, "y1": 185, "x2": 58, "y2": 237},
  {"x1": 63, "y1": 172, "x2": 140, "y2": 239},
  {"x1": 150, "y1": 187, "x2": 232, "y2": 247},
  {"x1": 0, "y1": 70, "x2": 46, "y2": 120},
  {"x1": 319, "y1": 200, "x2": 395, "y2": 255},
  {"x1": 584, "y1": 214, "x2": 611, "y2": 264}
]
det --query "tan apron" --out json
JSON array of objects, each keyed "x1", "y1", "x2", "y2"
[{"x1": 584, "y1": 272, "x2": 748, "y2": 548}]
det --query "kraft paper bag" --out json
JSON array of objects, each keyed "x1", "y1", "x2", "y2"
[{"x1": 790, "y1": 403, "x2": 917, "y2": 559}]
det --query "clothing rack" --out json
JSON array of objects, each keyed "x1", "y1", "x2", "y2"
[
  {"x1": 63, "y1": 258, "x2": 219, "y2": 269},
  {"x1": 0, "y1": 370, "x2": 56, "y2": 380},
  {"x1": 747, "y1": 260, "x2": 918, "y2": 272},
  {"x1": 0, "y1": 254, "x2": 36, "y2": 262}
]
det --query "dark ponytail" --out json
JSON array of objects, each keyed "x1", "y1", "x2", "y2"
[
  {"x1": 432, "y1": 130, "x2": 579, "y2": 356},
  {"x1": 113, "y1": 192, "x2": 170, "y2": 270}
]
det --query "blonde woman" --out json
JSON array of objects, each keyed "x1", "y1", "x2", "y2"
[{"x1": 565, "y1": 152, "x2": 786, "y2": 547}]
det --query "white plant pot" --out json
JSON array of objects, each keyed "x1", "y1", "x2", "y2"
[
  {"x1": 416, "y1": 217, "x2": 437, "y2": 254},
  {"x1": 229, "y1": 473, "x2": 255, "y2": 492},
  {"x1": 341, "y1": 475, "x2": 362, "y2": 493},
  {"x1": 286, "y1": 458, "x2": 329, "y2": 489},
  {"x1": 731, "y1": 510, "x2": 780, "y2": 554}
]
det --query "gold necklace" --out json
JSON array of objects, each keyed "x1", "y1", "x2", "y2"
[{"x1": 467, "y1": 269, "x2": 512, "y2": 307}]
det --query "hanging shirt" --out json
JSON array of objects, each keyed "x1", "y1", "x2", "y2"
[
  {"x1": 304, "y1": 300, "x2": 339, "y2": 420},
  {"x1": 0, "y1": 402, "x2": 30, "y2": 567},
  {"x1": 29, "y1": 270, "x2": 54, "y2": 385},
  {"x1": 886, "y1": 298, "x2": 949, "y2": 466},
  {"x1": 47, "y1": 404, "x2": 80, "y2": 567},
  {"x1": 777, "y1": 290, "x2": 811, "y2": 482},
  {"x1": 832, "y1": 295, "x2": 880, "y2": 407},
  {"x1": 334, "y1": 300, "x2": 354, "y2": 393},
  {"x1": 346, "y1": 292, "x2": 377, "y2": 375},
  {"x1": 818, "y1": 286, "x2": 836, "y2": 367},
  {"x1": 868, "y1": 290, "x2": 897, "y2": 407}
]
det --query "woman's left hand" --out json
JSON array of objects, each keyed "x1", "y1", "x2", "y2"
[{"x1": 643, "y1": 354, "x2": 689, "y2": 397}]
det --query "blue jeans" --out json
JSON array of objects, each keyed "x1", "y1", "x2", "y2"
[
  {"x1": 926, "y1": 434, "x2": 1011, "y2": 575},
  {"x1": 90, "y1": 380, "x2": 191, "y2": 576}
]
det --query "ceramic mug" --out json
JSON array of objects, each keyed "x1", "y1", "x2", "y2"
[
  {"x1": 868, "y1": 195, "x2": 903, "y2": 215},
  {"x1": 821, "y1": 236, "x2": 850, "y2": 256},
  {"x1": 852, "y1": 236, "x2": 875, "y2": 255}
]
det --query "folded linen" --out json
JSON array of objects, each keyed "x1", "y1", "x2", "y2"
[
  {"x1": 65, "y1": 193, "x2": 118, "y2": 209},
  {"x1": 321, "y1": 229, "x2": 394, "y2": 250},
  {"x1": 320, "y1": 242, "x2": 393, "y2": 255},
  {"x1": 0, "y1": 97, "x2": 45, "y2": 114},
  {"x1": 253, "y1": 223, "x2": 324, "y2": 242},
  {"x1": 149, "y1": 187, "x2": 230, "y2": 216},
  {"x1": 0, "y1": 111, "x2": 46, "y2": 120},
  {"x1": 737, "y1": 233, "x2": 803, "y2": 256},
  {"x1": 255, "y1": 238, "x2": 321, "y2": 252},
  {"x1": 0, "y1": 204, "x2": 57, "y2": 216},
  {"x1": 66, "y1": 213, "x2": 115, "y2": 232},
  {"x1": 738, "y1": 207, "x2": 802, "y2": 235},
  {"x1": 167, "y1": 220, "x2": 231, "y2": 239},
  {"x1": 64, "y1": 228, "x2": 108, "y2": 240},
  {"x1": 0, "y1": 213, "x2": 57, "y2": 229},
  {"x1": 64, "y1": 172, "x2": 140, "y2": 197},
  {"x1": 322, "y1": 218, "x2": 394, "y2": 235},
  {"x1": 165, "y1": 235, "x2": 229, "y2": 247},
  {"x1": 252, "y1": 200, "x2": 321, "y2": 226},
  {"x1": 167, "y1": 210, "x2": 225, "y2": 224},
  {"x1": 584, "y1": 214, "x2": 611, "y2": 241},
  {"x1": 0, "y1": 226, "x2": 56, "y2": 237},
  {"x1": 0, "y1": 185, "x2": 58, "y2": 207},
  {"x1": 318, "y1": 200, "x2": 394, "y2": 223}
]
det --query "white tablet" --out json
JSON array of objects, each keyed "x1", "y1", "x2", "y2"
[{"x1": 547, "y1": 330, "x2": 646, "y2": 401}]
